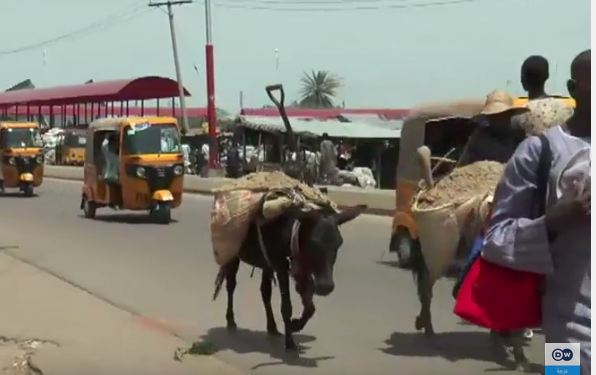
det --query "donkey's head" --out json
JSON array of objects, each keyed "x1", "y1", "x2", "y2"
[{"x1": 288, "y1": 205, "x2": 366, "y2": 296}]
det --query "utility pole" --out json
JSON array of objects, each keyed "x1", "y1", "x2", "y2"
[
  {"x1": 149, "y1": 0, "x2": 191, "y2": 135},
  {"x1": 204, "y1": 0, "x2": 219, "y2": 169}
]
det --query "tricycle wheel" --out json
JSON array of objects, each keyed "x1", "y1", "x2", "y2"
[
  {"x1": 83, "y1": 196, "x2": 96, "y2": 219},
  {"x1": 151, "y1": 202, "x2": 171, "y2": 224},
  {"x1": 23, "y1": 184, "x2": 34, "y2": 197},
  {"x1": 390, "y1": 229, "x2": 415, "y2": 269}
]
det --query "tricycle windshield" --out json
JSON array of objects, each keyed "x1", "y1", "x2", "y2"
[
  {"x1": 123, "y1": 123, "x2": 181, "y2": 155},
  {"x1": 1, "y1": 128, "x2": 43, "y2": 149},
  {"x1": 65, "y1": 133, "x2": 87, "y2": 147}
]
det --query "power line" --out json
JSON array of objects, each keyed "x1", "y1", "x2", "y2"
[
  {"x1": 214, "y1": 0, "x2": 488, "y2": 11},
  {"x1": 0, "y1": 1, "x2": 148, "y2": 56}
]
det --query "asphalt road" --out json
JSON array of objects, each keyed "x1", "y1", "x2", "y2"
[{"x1": 0, "y1": 179, "x2": 546, "y2": 375}]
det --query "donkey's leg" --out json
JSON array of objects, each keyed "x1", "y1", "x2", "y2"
[
  {"x1": 277, "y1": 270, "x2": 296, "y2": 351},
  {"x1": 290, "y1": 279, "x2": 315, "y2": 333},
  {"x1": 509, "y1": 330, "x2": 529, "y2": 370},
  {"x1": 261, "y1": 269, "x2": 280, "y2": 336},
  {"x1": 415, "y1": 264, "x2": 435, "y2": 337},
  {"x1": 225, "y1": 258, "x2": 240, "y2": 330}
]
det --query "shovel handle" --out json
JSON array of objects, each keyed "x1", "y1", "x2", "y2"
[{"x1": 266, "y1": 84, "x2": 285, "y2": 108}]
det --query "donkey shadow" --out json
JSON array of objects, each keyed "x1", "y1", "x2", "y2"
[
  {"x1": 381, "y1": 331, "x2": 542, "y2": 374},
  {"x1": 197, "y1": 327, "x2": 335, "y2": 370}
]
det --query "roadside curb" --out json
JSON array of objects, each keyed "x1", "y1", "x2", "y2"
[{"x1": 44, "y1": 166, "x2": 395, "y2": 216}]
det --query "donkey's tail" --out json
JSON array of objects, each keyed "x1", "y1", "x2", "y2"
[{"x1": 213, "y1": 267, "x2": 226, "y2": 301}]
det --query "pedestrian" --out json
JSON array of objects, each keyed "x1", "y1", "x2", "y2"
[
  {"x1": 200, "y1": 143, "x2": 210, "y2": 177},
  {"x1": 514, "y1": 55, "x2": 574, "y2": 136},
  {"x1": 226, "y1": 142, "x2": 242, "y2": 178},
  {"x1": 482, "y1": 50, "x2": 591, "y2": 374},
  {"x1": 319, "y1": 132, "x2": 337, "y2": 184},
  {"x1": 458, "y1": 90, "x2": 527, "y2": 166},
  {"x1": 521, "y1": 55, "x2": 550, "y2": 100}
]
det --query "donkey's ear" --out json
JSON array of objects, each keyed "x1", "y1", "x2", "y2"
[{"x1": 333, "y1": 205, "x2": 366, "y2": 226}]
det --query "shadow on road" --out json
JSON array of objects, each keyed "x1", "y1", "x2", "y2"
[
  {"x1": 381, "y1": 331, "x2": 542, "y2": 373},
  {"x1": 197, "y1": 327, "x2": 335, "y2": 370},
  {"x1": 78, "y1": 214, "x2": 179, "y2": 225},
  {"x1": 0, "y1": 192, "x2": 39, "y2": 198}
]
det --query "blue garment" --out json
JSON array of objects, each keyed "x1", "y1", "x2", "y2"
[{"x1": 452, "y1": 235, "x2": 484, "y2": 298}]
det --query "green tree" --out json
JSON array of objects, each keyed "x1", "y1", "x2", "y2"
[{"x1": 299, "y1": 70, "x2": 341, "y2": 108}]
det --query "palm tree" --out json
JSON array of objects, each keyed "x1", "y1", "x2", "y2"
[{"x1": 299, "y1": 70, "x2": 341, "y2": 108}]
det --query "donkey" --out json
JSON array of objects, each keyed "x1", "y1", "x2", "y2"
[
  {"x1": 213, "y1": 204, "x2": 365, "y2": 351},
  {"x1": 411, "y1": 240, "x2": 530, "y2": 369}
]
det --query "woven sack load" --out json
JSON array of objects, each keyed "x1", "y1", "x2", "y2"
[
  {"x1": 411, "y1": 161, "x2": 504, "y2": 284},
  {"x1": 210, "y1": 190, "x2": 264, "y2": 266},
  {"x1": 210, "y1": 172, "x2": 338, "y2": 266}
]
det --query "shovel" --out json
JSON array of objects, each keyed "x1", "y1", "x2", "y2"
[
  {"x1": 266, "y1": 84, "x2": 297, "y2": 153},
  {"x1": 266, "y1": 84, "x2": 303, "y2": 180}
]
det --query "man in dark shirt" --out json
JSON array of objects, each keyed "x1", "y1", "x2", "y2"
[{"x1": 459, "y1": 90, "x2": 527, "y2": 166}]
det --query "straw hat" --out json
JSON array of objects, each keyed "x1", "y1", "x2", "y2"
[{"x1": 480, "y1": 90, "x2": 528, "y2": 116}]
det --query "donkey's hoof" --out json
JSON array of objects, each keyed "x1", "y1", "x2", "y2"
[
  {"x1": 285, "y1": 340, "x2": 298, "y2": 352},
  {"x1": 424, "y1": 327, "x2": 435, "y2": 338},
  {"x1": 226, "y1": 321, "x2": 238, "y2": 331},
  {"x1": 514, "y1": 358, "x2": 530, "y2": 372},
  {"x1": 415, "y1": 316, "x2": 423, "y2": 330}
]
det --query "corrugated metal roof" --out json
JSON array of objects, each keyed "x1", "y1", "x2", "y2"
[
  {"x1": 338, "y1": 113, "x2": 404, "y2": 131},
  {"x1": 240, "y1": 107, "x2": 410, "y2": 120},
  {"x1": 238, "y1": 116, "x2": 401, "y2": 139}
]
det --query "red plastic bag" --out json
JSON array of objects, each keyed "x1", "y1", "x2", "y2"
[{"x1": 454, "y1": 256, "x2": 543, "y2": 331}]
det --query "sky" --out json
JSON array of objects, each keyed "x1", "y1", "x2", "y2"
[{"x1": 0, "y1": 0, "x2": 591, "y2": 112}]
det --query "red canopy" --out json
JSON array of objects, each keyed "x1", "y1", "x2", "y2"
[
  {"x1": 0, "y1": 76, "x2": 191, "y2": 107},
  {"x1": 7, "y1": 105, "x2": 207, "y2": 118}
]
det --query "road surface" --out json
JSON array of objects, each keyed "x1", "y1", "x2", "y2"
[{"x1": 0, "y1": 179, "x2": 545, "y2": 374}]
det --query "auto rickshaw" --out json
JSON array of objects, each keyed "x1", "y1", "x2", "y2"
[
  {"x1": 0, "y1": 122, "x2": 44, "y2": 196},
  {"x1": 56, "y1": 128, "x2": 87, "y2": 165},
  {"x1": 513, "y1": 95, "x2": 575, "y2": 108},
  {"x1": 81, "y1": 117, "x2": 184, "y2": 224},
  {"x1": 389, "y1": 100, "x2": 485, "y2": 267}
]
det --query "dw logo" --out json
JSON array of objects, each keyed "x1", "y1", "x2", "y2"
[
  {"x1": 552, "y1": 348, "x2": 573, "y2": 361},
  {"x1": 545, "y1": 343, "x2": 580, "y2": 375}
]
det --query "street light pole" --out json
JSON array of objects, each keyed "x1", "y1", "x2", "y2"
[
  {"x1": 204, "y1": 0, "x2": 218, "y2": 168},
  {"x1": 149, "y1": 0, "x2": 191, "y2": 135}
]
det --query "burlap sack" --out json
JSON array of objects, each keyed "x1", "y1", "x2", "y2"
[
  {"x1": 262, "y1": 196, "x2": 294, "y2": 220},
  {"x1": 412, "y1": 193, "x2": 487, "y2": 284},
  {"x1": 210, "y1": 190, "x2": 264, "y2": 266}
]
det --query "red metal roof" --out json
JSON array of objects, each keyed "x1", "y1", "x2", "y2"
[
  {"x1": 7, "y1": 105, "x2": 207, "y2": 118},
  {"x1": 240, "y1": 107, "x2": 410, "y2": 120},
  {"x1": 0, "y1": 77, "x2": 191, "y2": 107}
]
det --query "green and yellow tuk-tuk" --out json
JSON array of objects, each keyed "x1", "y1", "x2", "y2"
[
  {"x1": 0, "y1": 122, "x2": 44, "y2": 196},
  {"x1": 389, "y1": 100, "x2": 484, "y2": 267},
  {"x1": 56, "y1": 129, "x2": 87, "y2": 166},
  {"x1": 81, "y1": 116, "x2": 184, "y2": 224}
]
